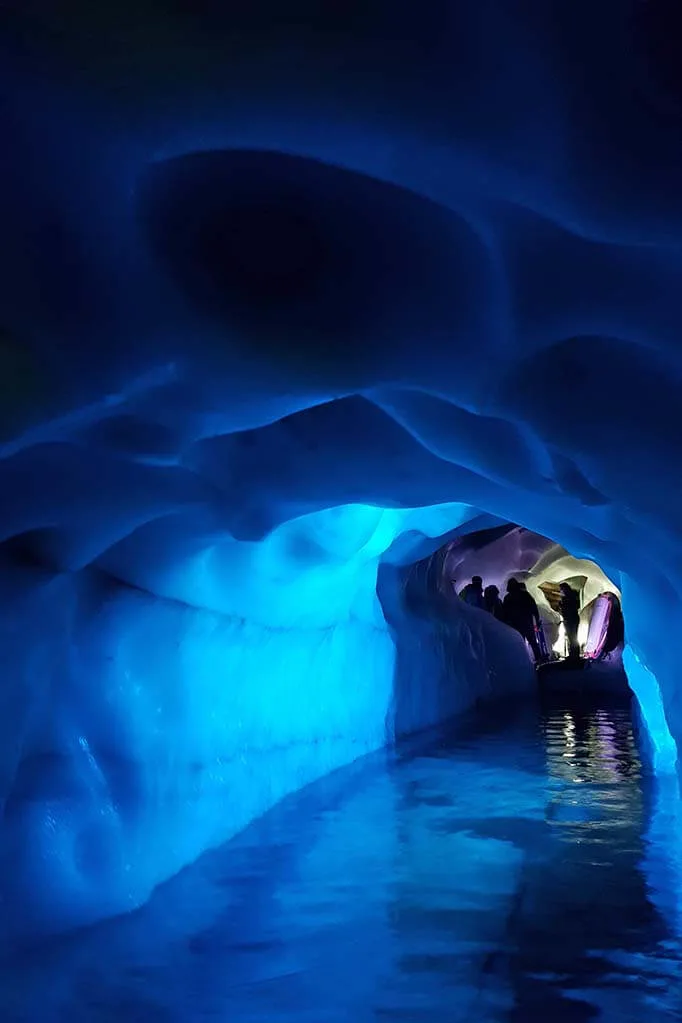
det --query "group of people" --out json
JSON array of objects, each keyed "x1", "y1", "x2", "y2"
[{"x1": 458, "y1": 575, "x2": 581, "y2": 663}]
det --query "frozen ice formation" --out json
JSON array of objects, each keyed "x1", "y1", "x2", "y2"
[{"x1": 0, "y1": 0, "x2": 681, "y2": 935}]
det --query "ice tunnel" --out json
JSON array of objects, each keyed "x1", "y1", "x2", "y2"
[{"x1": 1, "y1": 0, "x2": 682, "y2": 986}]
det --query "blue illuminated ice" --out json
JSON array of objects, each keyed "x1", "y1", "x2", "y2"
[
  {"x1": 0, "y1": 501, "x2": 533, "y2": 939},
  {"x1": 623, "y1": 645, "x2": 678, "y2": 774},
  {"x1": 1, "y1": 0, "x2": 682, "y2": 941}
]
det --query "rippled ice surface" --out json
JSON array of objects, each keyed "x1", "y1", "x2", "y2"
[{"x1": 3, "y1": 697, "x2": 682, "y2": 1022}]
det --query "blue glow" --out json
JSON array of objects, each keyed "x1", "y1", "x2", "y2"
[
  {"x1": 623, "y1": 644, "x2": 678, "y2": 774},
  {"x1": 0, "y1": 499, "x2": 536, "y2": 940},
  {"x1": 643, "y1": 770, "x2": 682, "y2": 938},
  {"x1": 2, "y1": 1, "x2": 682, "y2": 959}
]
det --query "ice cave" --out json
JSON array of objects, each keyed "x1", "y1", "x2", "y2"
[{"x1": 1, "y1": 2, "x2": 682, "y2": 1020}]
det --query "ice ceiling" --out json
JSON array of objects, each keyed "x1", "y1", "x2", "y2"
[{"x1": 1, "y1": 0, "x2": 681, "y2": 937}]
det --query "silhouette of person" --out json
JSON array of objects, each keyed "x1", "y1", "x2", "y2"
[
  {"x1": 459, "y1": 575, "x2": 485, "y2": 609},
  {"x1": 503, "y1": 578, "x2": 542, "y2": 662},
  {"x1": 483, "y1": 584, "x2": 503, "y2": 618},
  {"x1": 560, "y1": 582, "x2": 581, "y2": 661},
  {"x1": 518, "y1": 582, "x2": 543, "y2": 661}
]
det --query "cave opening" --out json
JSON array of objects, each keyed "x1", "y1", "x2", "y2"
[{"x1": 418, "y1": 520, "x2": 626, "y2": 671}]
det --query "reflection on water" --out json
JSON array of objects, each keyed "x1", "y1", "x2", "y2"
[{"x1": 2, "y1": 699, "x2": 682, "y2": 1022}]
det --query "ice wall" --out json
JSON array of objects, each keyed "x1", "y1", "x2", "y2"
[
  {"x1": 0, "y1": 503, "x2": 533, "y2": 938},
  {"x1": 0, "y1": 565, "x2": 393, "y2": 937},
  {"x1": 0, "y1": 0, "x2": 681, "y2": 934},
  {"x1": 379, "y1": 560, "x2": 535, "y2": 738}
]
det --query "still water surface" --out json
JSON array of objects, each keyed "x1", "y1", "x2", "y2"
[{"x1": 3, "y1": 696, "x2": 682, "y2": 1021}]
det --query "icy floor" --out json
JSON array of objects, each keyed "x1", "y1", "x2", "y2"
[{"x1": 3, "y1": 697, "x2": 682, "y2": 1023}]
